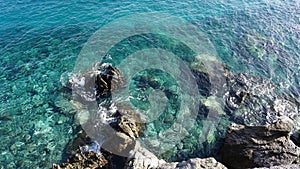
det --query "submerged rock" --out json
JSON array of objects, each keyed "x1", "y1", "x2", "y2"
[
  {"x1": 224, "y1": 72, "x2": 299, "y2": 127},
  {"x1": 191, "y1": 54, "x2": 228, "y2": 97},
  {"x1": 224, "y1": 72, "x2": 275, "y2": 125},
  {"x1": 64, "y1": 129, "x2": 91, "y2": 158},
  {"x1": 191, "y1": 53, "x2": 299, "y2": 128},
  {"x1": 220, "y1": 119, "x2": 300, "y2": 169},
  {"x1": 59, "y1": 59, "x2": 300, "y2": 168}
]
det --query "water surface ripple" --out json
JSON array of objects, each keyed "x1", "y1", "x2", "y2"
[{"x1": 0, "y1": 0, "x2": 299, "y2": 168}]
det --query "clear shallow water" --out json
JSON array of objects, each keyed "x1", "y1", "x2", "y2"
[{"x1": 0, "y1": 0, "x2": 299, "y2": 168}]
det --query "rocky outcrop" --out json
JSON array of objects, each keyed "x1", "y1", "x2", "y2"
[
  {"x1": 62, "y1": 62, "x2": 125, "y2": 101},
  {"x1": 64, "y1": 129, "x2": 92, "y2": 157},
  {"x1": 220, "y1": 119, "x2": 300, "y2": 169},
  {"x1": 114, "y1": 104, "x2": 143, "y2": 139},
  {"x1": 158, "y1": 157, "x2": 227, "y2": 169},
  {"x1": 94, "y1": 63, "x2": 125, "y2": 97},
  {"x1": 101, "y1": 131, "x2": 135, "y2": 155},
  {"x1": 254, "y1": 164, "x2": 300, "y2": 169},
  {"x1": 125, "y1": 142, "x2": 167, "y2": 169},
  {"x1": 191, "y1": 56, "x2": 299, "y2": 128},
  {"x1": 125, "y1": 142, "x2": 227, "y2": 169},
  {"x1": 60, "y1": 61, "x2": 300, "y2": 169},
  {"x1": 191, "y1": 54, "x2": 228, "y2": 97},
  {"x1": 99, "y1": 103, "x2": 142, "y2": 156},
  {"x1": 52, "y1": 151, "x2": 110, "y2": 169}
]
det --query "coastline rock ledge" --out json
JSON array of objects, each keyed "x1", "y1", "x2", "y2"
[{"x1": 220, "y1": 119, "x2": 300, "y2": 169}]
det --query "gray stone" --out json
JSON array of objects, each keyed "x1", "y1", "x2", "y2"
[
  {"x1": 253, "y1": 164, "x2": 300, "y2": 169},
  {"x1": 125, "y1": 142, "x2": 166, "y2": 169},
  {"x1": 220, "y1": 119, "x2": 300, "y2": 169},
  {"x1": 116, "y1": 104, "x2": 142, "y2": 139},
  {"x1": 159, "y1": 157, "x2": 227, "y2": 169},
  {"x1": 125, "y1": 142, "x2": 227, "y2": 169},
  {"x1": 102, "y1": 131, "x2": 135, "y2": 154}
]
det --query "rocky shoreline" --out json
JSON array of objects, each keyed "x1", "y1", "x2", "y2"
[
  {"x1": 52, "y1": 119, "x2": 300, "y2": 169},
  {"x1": 54, "y1": 62, "x2": 300, "y2": 169}
]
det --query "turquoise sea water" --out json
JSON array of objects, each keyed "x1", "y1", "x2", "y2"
[{"x1": 0, "y1": 0, "x2": 299, "y2": 168}]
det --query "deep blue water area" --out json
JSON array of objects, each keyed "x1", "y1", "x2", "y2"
[{"x1": 0, "y1": 0, "x2": 299, "y2": 168}]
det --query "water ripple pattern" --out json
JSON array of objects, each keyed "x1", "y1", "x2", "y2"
[{"x1": 0, "y1": 0, "x2": 299, "y2": 168}]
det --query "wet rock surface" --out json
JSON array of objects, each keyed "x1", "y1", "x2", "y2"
[
  {"x1": 62, "y1": 62, "x2": 125, "y2": 101},
  {"x1": 224, "y1": 72, "x2": 274, "y2": 125},
  {"x1": 63, "y1": 129, "x2": 91, "y2": 158},
  {"x1": 101, "y1": 131, "x2": 135, "y2": 155},
  {"x1": 94, "y1": 103, "x2": 142, "y2": 156},
  {"x1": 220, "y1": 119, "x2": 300, "y2": 169},
  {"x1": 224, "y1": 72, "x2": 299, "y2": 127}
]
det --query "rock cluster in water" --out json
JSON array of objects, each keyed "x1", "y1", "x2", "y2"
[
  {"x1": 191, "y1": 55, "x2": 299, "y2": 128},
  {"x1": 53, "y1": 118, "x2": 300, "y2": 169},
  {"x1": 54, "y1": 61, "x2": 300, "y2": 169}
]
